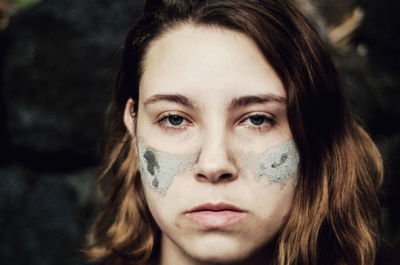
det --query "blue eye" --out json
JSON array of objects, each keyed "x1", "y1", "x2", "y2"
[
  {"x1": 158, "y1": 114, "x2": 191, "y2": 129},
  {"x1": 167, "y1": 115, "x2": 184, "y2": 126},
  {"x1": 241, "y1": 114, "x2": 274, "y2": 128},
  {"x1": 249, "y1": 115, "x2": 268, "y2": 126}
]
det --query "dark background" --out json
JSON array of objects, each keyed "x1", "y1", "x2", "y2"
[{"x1": 0, "y1": 0, "x2": 399, "y2": 264}]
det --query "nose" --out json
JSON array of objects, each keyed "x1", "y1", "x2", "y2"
[{"x1": 194, "y1": 129, "x2": 238, "y2": 183}]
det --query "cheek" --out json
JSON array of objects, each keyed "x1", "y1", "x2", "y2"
[
  {"x1": 260, "y1": 183, "x2": 294, "y2": 219},
  {"x1": 237, "y1": 140, "x2": 298, "y2": 232},
  {"x1": 142, "y1": 185, "x2": 169, "y2": 226},
  {"x1": 137, "y1": 139, "x2": 197, "y2": 194},
  {"x1": 241, "y1": 139, "x2": 299, "y2": 185},
  {"x1": 248, "y1": 178, "x2": 296, "y2": 240},
  {"x1": 142, "y1": 177, "x2": 189, "y2": 235}
]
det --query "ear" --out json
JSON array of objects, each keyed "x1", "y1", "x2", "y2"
[{"x1": 123, "y1": 98, "x2": 136, "y2": 137}]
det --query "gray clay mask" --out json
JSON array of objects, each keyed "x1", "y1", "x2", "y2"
[
  {"x1": 137, "y1": 139, "x2": 197, "y2": 194},
  {"x1": 243, "y1": 139, "x2": 300, "y2": 185},
  {"x1": 137, "y1": 138, "x2": 300, "y2": 194}
]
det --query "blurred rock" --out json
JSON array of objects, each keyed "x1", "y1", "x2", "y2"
[
  {"x1": 0, "y1": 0, "x2": 13, "y2": 30},
  {"x1": 16, "y1": 177, "x2": 81, "y2": 265},
  {"x1": 335, "y1": 0, "x2": 400, "y2": 246},
  {"x1": 308, "y1": 0, "x2": 359, "y2": 26},
  {"x1": 0, "y1": 165, "x2": 97, "y2": 265},
  {"x1": 377, "y1": 135, "x2": 400, "y2": 240},
  {"x1": 355, "y1": 0, "x2": 400, "y2": 122},
  {"x1": 0, "y1": 165, "x2": 31, "y2": 225},
  {"x1": 1, "y1": 0, "x2": 144, "y2": 170},
  {"x1": 358, "y1": 0, "x2": 400, "y2": 75}
]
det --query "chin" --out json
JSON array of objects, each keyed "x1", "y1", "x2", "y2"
[
  {"x1": 189, "y1": 250, "x2": 249, "y2": 264},
  {"x1": 181, "y1": 234, "x2": 258, "y2": 264}
]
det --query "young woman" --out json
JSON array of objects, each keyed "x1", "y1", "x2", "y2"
[{"x1": 86, "y1": 1, "x2": 383, "y2": 264}]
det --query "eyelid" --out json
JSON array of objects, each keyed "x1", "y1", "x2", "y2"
[
  {"x1": 156, "y1": 112, "x2": 194, "y2": 130},
  {"x1": 237, "y1": 112, "x2": 276, "y2": 128},
  {"x1": 238, "y1": 112, "x2": 275, "y2": 122}
]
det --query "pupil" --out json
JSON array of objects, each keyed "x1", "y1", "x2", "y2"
[
  {"x1": 168, "y1": 115, "x2": 183, "y2": 126},
  {"x1": 250, "y1": 116, "x2": 265, "y2": 125}
]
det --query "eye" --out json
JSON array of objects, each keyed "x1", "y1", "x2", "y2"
[
  {"x1": 249, "y1": 115, "x2": 267, "y2": 126},
  {"x1": 157, "y1": 114, "x2": 192, "y2": 129},
  {"x1": 240, "y1": 113, "x2": 275, "y2": 129},
  {"x1": 167, "y1": 115, "x2": 184, "y2": 126}
]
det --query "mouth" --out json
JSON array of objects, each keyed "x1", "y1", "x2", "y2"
[{"x1": 185, "y1": 203, "x2": 247, "y2": 228}]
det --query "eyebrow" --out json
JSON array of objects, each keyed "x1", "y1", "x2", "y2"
[
  {"x1": 229, "y1": 94, "x2": 286, "y2": 110},
  {"x1": 143, "y1": 94, "x2": 199, "y2": 110},
  {"x1": 143, "y1": 93, "x2": 286, "y2": 111}
]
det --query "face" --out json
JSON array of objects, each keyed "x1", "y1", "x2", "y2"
[{"x1": 126, "y1": 24, "x2": 298, "y2": 264}]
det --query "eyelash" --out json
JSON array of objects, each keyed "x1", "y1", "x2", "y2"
[
  {"x1": 239, "y1": 113, "x2": 275, "y2": 130},
  {"x1": 157, "y1": 113, "x2": 193, "y2": 130},
  {"x1": 157, "y1": 113, "x2": 275, "y2": 131}
]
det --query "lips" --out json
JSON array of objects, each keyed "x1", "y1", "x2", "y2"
[{"x1": 185, "y1": 203, "x2": 247, "y2": 228}]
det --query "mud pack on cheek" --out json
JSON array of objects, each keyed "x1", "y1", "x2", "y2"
[
  {"x1": 137, "y1": 138, "x2": 300, "y2": 194},
  {"x1": 240, "y1": 140, "x2": 300, "y2": 186},
  {"x1": 137, "y1": 139, "x2": 198, "y2": 194}
]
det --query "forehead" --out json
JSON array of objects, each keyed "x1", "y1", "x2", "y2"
[{"x1": 139, "y1": 24, "x2": 285, "y2": 104}]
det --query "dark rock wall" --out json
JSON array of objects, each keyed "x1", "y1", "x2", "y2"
[
  {"x1": 1, "y1": 0, "x2": 144, "y2": 169},
  {"x1": 0, "y1": 0, "x2": 144, "y2": 264},
  {"x1": 0, "y1": 0, "x2": 398, "y2": 264}
]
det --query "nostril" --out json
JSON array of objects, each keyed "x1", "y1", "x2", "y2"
[
  {"x1": 195, "y1": 172, "x2": 235, "y2": 183},
  {"x1": 194, "y1": 145, "x2": 239, "y2": 183},
  {"x1": 219, "y1": 173, "x2": 233, "y2": 181},
  {"x1": 195, "y1": 173, "x2": 209, "y2": 182}
]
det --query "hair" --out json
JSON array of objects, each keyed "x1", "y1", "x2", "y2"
[{"x1": 85, "y1": 0, "x2": 383, "y2": 264}]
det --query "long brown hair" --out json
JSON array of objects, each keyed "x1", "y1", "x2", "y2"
[{"x1": 86, "y1": 1, "x2": 383, "y2": 264}]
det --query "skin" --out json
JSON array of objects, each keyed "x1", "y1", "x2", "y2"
[
  {"x1": 137, "y1": 138, "x2": 298, "y2": 193},
  {"x1": 124, "y1": 24, "x2": 295, "y2": 265},
  {"x1": 137, "y1": 139, "x2": 198, "y2": 193}
]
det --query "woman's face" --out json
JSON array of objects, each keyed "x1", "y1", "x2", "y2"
[{"x1": 126, "y1": 24, "x2": 297, "y2": 264}]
